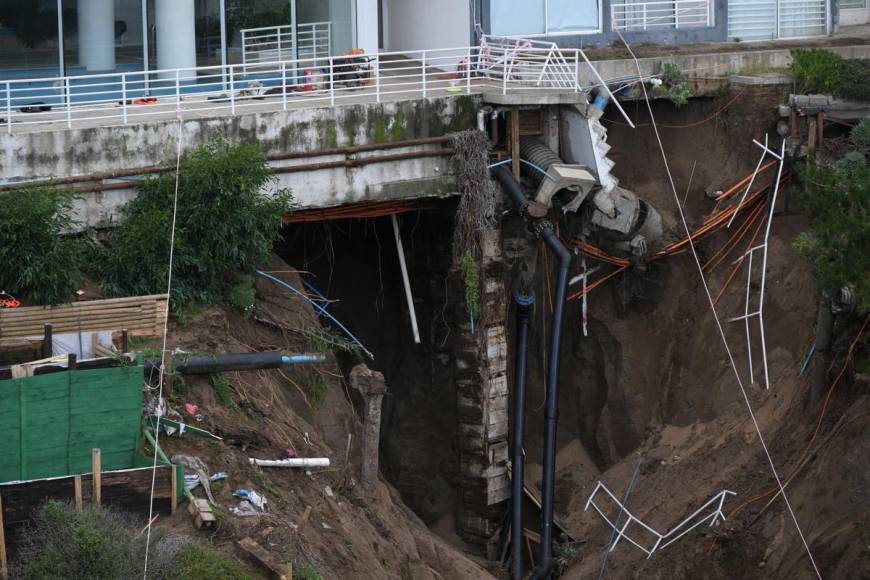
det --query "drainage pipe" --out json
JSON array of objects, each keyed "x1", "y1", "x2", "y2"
[
  {"x1": 144, "y1": 352, "x2": 326, "y2": 375},
  {"x1": 512, "y1": 290, "x2": 534, "y2": 580},
  {"x1": 492, "y1": 165, "x2": 573, "y2": 579},
  {"x1": 249, "y1": 457, "x2": 330, "y2": 468}
]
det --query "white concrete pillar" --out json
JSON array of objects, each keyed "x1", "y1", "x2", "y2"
[
  {"x1": 355, "y1": 0, "x2": 379, "y2": 55},
  {"x1": 156, "y1": 0, "x2": 197, "y2": 79},
  {"x1": 77, "y1": 0, "x2": 116, "y2": 72}
]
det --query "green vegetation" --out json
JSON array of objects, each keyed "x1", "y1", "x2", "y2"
[
  {"x1": 851, "y1": 118, "x2": 870, "y2": 151},
  {"x1": 789, "y1": 49, "x2": 870, "y2": 101},
  {"x1": 301, "y1": 324, "x2": 360, "y2": 356},
  {"x1": 302, "y1": 367, "x2": 330, "y2": 406},
  {"x1": 211, "y1": 373, "x2": 240, "y2": 411},
  {"x1": 293, "y1": 564, "x2": 323, "y2": 580},
  {"x1": 15, "y1": 501, "x2": 253, "y2": 579},
  {"x1": 175, "y1": 542, "x2": 252, "y2": 580},
  {"x1": 653, "y1": 62, "x2": 693, "y2": 108},
  {"x1": 225, "y1": 273, "x2": 257, "y2": 317},
  {"x1": 460, "y1": 251, "x2": 481, "y2": 320},
  {"x1": 553, "y1": 533, "x2": 581, "y2": 576},
  {"x1": 0, "y1": 188, "x2": 82, "y2": 305},
  {"x1": 93, "y1": 138, "x2": 293, "y2": 312},
  {"x1": 795, "y1": 141, "x2": 869, "y2": 312}
]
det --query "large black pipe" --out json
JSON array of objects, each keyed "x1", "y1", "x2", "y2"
[
  {"x1": 512, "y1": 291, "x2": 534, "y2": 580},
  {"x1": 146, "y1": 352, "x2": 325, "y2": 375},
  {"x1": 493, "y1": 166, "x2": 573, "y2": 579}
]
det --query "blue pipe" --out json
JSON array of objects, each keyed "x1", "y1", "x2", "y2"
[{"x1": 256, "y1": 270, "x2": 374, "y2": 360}]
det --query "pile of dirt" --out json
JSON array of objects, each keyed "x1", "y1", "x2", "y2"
[{"x1": 147, "y1": 256, "x2": 493, "y2": 579}]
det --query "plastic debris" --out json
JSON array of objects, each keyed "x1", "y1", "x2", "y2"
[
  {"x1": 324, "y1": 486, "x2": 334, "y2": 498},
  {"x1": 231, "y1": 501, "x2": 260, "y2": 517},
  {"x1": 234, "y1": 488, "x2": 268, "y2": 511},
  {"x1": 184, "y1": 403, "x2": 199, "y2": 415},
  {"x1": 185, "y1": 471, "x2": 228, "y2": 490},
  {"x1": 172, "y1": 454, "x2": 218, "y2": 505}
]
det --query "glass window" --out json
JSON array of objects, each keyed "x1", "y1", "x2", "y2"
[
  {"x1": 491, "y1": 0, "x2": 601, "y2": 36},
  {"x1": 547, "y1": 0, "x2": 599, "y2": 32},
  {"x1": 0, "y1": 0, "x2": 61, "y2": 76},
  {"x1": 491, "y1": 0, "x2": 546, "y2": 36}
]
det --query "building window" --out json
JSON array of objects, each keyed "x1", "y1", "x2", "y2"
[
  {"x1": 490, "y1": 0, "x2": 601, "y2": 36},
  {"x1": 839, "y1": 0, "x2": 866, "y2": 8}
]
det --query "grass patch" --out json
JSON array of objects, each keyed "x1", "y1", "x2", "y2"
[{"x1": 211, "y1": 373, "x2": 240, "y2": 412}]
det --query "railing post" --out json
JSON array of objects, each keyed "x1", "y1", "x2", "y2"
[
  {"x1": 502, "y1": 56, "x2": 508, "y2": 95},
  {"x1": 466, "y1": 47, "x2": 472, "y2": 94},
  {"x1": 282, "y1": 61, "x2": 288, "y2": 111},
  {"x1": 643, "y1": 4, "x2": 648, "y2": 30},
  {"x1": 574, "y1": 50, "x2": 580, "y2": 92},
  {"x1": 5, "y1": 82, "x2": 11, "y2": 135},
  {"x1": 329, "y1": 56, "x2": 335, "y2": 106},
  {"x1": 175, "y1": 69, "x2": 181, "y2": 115},
  {"x1": 65, "y1": 77, "x2": 72, "y2": 129},
  {"x1": 121, "y1": 73, "x2": 128, "y2": 124},
  {"x1": 277, "y1": 30, "x2": 283, "y2": 61},
  {"x1": 421, "y1": 51, "x2": 427, "y2": 99},
  {"x1": 229, "y1": 65, "x2": 235, "y2": 115},
  {"x1": 375, "y1": 55, "x2": 381, "y2": 103}
]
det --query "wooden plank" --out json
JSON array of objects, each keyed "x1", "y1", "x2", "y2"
[
  {"x1": 170, "y1": 466, "x2": 177, "y2": 515},
  {"x1": 238, "y1": 537, "x2": 286, "y2": 578},
  {"x1": 92, "y1": 449, "x2": 101, "y2": 506},
  {"x1": 0, "y1": 494, "x2": 8, "y2": 580},
  {"x1": 74, "y1": 476, "x2": 82, "y2": 510}
]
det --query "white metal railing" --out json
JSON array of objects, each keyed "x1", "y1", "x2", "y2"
[
  {"x1": 0, "y1": 43, "x2": 631, "y2": 135},
  {"x1": 585, "y1": 481, "x2": 736, "y2": 557},
  {"x1": 611, "y1": 0, "x2": 712, "y2": 31},
  {"x1": 241, "y1": 22, "x2": 331, "y2": 69}
]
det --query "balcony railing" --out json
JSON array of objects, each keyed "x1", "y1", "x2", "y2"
[
  {"x1": 241, "y1": 22, "x2": 332, "y2": 69},
  {"x1": 611, "y1": 0, "x2": 712, "y2": 31},
  {"x1": 0, "y1": 44, "x2": 629, "y2": 135}
]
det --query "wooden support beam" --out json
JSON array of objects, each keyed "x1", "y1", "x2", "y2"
[
  {"x1": 0, "y1": 494, "x2": 8, "y2": 580},
  {"x1": 170, "y1": 466, "x2": 178, "y2": 515},
  {"x1": 92, "y1": 448, "x2": 102, "y2": 506},
  {"x1": 238, "y1": 537, "x2": 287, "y2": 578},
  {"x1": 817, "y1": 111, "x2": 825, "y2": 146},
  {"x1": 68, "y1": 353, "x2": 77, "y2": 371},
  {"x1": 74, "y1": 476, "x2": 83, "y2": 511},
  {"x1": 42, "y1": 324, "x2": 53, "y2": 358},
  {"x1": 121, "y1": 329, "x2": 129, "y2": 352},
  {"x1": 511, "y1": 109, "x2": 521, "y2": 180}
]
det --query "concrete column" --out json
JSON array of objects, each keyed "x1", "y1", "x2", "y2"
[
  {"x1": 355, "y1": 0, "x2": 379, "y2": 55},
  {"x1": 155, "y1": 0, "x2": 197, "y2": 79},
  {"x1": 77, "y1": 0, "x2": 116, "y2": 72},
  {"x1": 350, "y1": 364, "x2": 386, "y2": 490}
]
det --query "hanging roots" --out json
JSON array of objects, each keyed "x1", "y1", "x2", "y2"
[{"x1": 449, "y1": 130, "x2": 499, "y2": 322}]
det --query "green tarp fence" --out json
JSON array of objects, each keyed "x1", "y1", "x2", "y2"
[{"x1": 0, "y1": 364, "x2": 143, "y2": 483}]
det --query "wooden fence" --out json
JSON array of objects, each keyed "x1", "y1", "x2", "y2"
[{"x1": 0, "y1": 295, "x2": 168, "y2": 340}]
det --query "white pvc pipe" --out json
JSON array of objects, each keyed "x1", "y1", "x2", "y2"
[
  {"x1": 391, "y1": 214, "x2": 421, "y2": 344},
  {"x1": 156, "y1": 0, "x2": 197, "y2": 79},
  {"x1": 249, "y1": 458, "x2": 330, "y2": 467},
  {"x1": 77, "y1": 0, "x2": 116, "y2": 72}
]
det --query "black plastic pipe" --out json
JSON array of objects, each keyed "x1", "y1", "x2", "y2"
[
  {"x1": 493, "y1": 165, "x2": 573, "y2": 579},
  {"x1": 512, "y1": 291, "x2": 534, "y2": 580}
]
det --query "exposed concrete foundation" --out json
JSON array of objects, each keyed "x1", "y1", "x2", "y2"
[{"x1": 350, "y1": 364, "x2": 387, "y2": 491}]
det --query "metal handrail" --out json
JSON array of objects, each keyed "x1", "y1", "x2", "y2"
[
  {"x1": 611, "y1": 0, "x2": 712, "y2": 31},
  {"x1": 1, "y1": 44, "x2": 625, "y2": 135}
]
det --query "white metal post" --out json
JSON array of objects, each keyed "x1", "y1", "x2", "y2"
[
  {"x1": 5, "y1": 82, "x2": 11, "y2": 135},
  {"x1": 66, "y1": 78, "x2": 72, "y2": 129},
  {"x1": 281, "y1": 61, "x2": 287, "y2": 111},
  {"x1": 56, "y1": 0, "x2": 65, "y2": 75},
  {"x1": 643, "y1": 4, "x2": 648, "y2": 30},
  {"x1": 141, "y1": 0, "x2": 149, "y2": 91},
  {"x1": 375, "y1": 55, "x2": 381, "y2": 102},
  {"x1": 466, "y1": 47, "x2": 472, "y2": 94},
  {"x1": 229, "y1": 66, "x2": 235, "y2": 114},
  {"x1": 391, "y1": 214, "x2": 421, "y2": 344},
  {"x1": 575, "y1": 50, "x2": 580, "y2": 92},
  {"x1": 175, "y1": 69, "x2": 180, "y2": 114},
  {"x1": 220, "y1": 0, "x2": 228, "y2": 90},
  {"x1": 122, "y1": 73, "x2": 128, "y2": 124},
  {"x1": 329, "y1": 57, "x2": 335, "y2": 106},
  {"x1": 421, "y1": 51, "x2": 427, "y2": 98}
]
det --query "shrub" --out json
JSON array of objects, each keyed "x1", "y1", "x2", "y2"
[
  {"x1": 0, "y1": 188, "x2": 82, "y2": 305},
  {"x1": 850, "y1": 118, "x2": 870, "y2": 151},
  {"x1": 94, "y1": 138, "x2": 292, "y2": 312},
  {"x1": 16, "y1": 501, "x2": 162, "y2": 579},
  {"x1": 790, "y1": 48, "x2": 844, "y2": 94},
  {"x1": 225, "y1": 273, "x2": 256, "y2": 316},
  {"x1": 795, "y1": 152, "x2": 870, "y2": 312},
  {"x1": 653, "y1": 62, "x2": 693, "y2": 108},
  {"x1": 836, "y1": 59, "x2": 870, "y2": 102},
  {"x1": 175, "y1": 542, "x2": 253, "y2": 580}
]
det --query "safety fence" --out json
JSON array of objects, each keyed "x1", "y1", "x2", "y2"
[
  {"x1": 1, "y1": 42, "x2": 620, "y2": 134},
  {"x1": 241, "y1": 22, "x2": 332, "y2": 69},
  {"x1": 611, "y1": 0, "x2": 713, "y2": 31}
]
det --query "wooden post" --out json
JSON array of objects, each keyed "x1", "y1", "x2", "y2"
[
  {"x1": 790, "y1": 109, "x2": 798, "y2": 139},
  {"x1": 817, "y1": 111, "x2": 824, "y2": 146},
  {"x1": 300, "y1": 505, "x2": 312, "y2": 526},
  {"x1": 68, "y1": 353, "x2": 77, "y2": 372},
  {"x1": 42, "y1": 324, "x2": 53, "y2": 358},
  {"x1": 92, "y1": 448, "x2": 102, "y2": 506},
  {"x1": 74, "y1": 476, "x2": 83, "y2": 511},
  {"x1": 170, "y1": 465, "x2": 178, "y2": 514},
  {"x1": 0, "y1": 494, "x2": 8, "y2": 580},
  {"x1": 121, "y1": 329, "x2": 129, "y2": 352},
  {"x1": 511, "y1": 108, "x2": 521, "y2": 180}
]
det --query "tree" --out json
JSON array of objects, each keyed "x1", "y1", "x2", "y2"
[
  {"x1": 796, "y1": 147, "x2": 869, "y2": 402},
  {"x1": 0, "y1": 188, "x2": 82, "y2": 305},
  {"x1": 95, "y1": 138, "x2": 293, "y2": 313}
]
